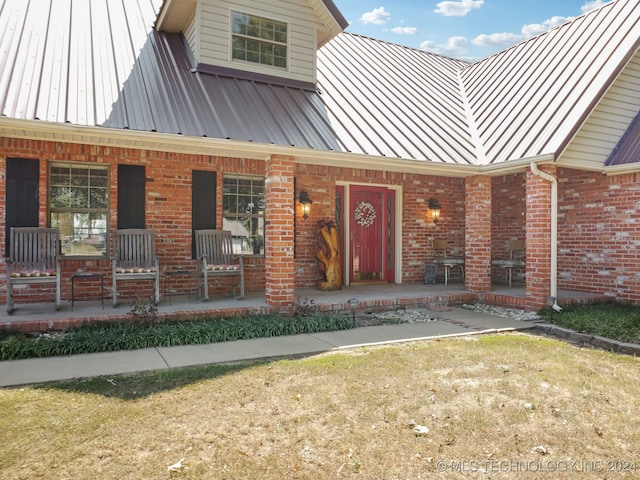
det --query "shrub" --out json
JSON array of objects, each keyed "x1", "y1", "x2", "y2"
[{"x1": 0, "y1": 312, "x2": 356, "y2": 361}]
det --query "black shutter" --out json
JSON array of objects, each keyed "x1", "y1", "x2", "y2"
[
  {"x1": 6, "y1": 158, "x2": 39, "y2": 256},
  {"x1": 117, "y1": 164, "x2": 145, "y2": 229},
  {"x1": 192, "y1": 170, "x2": 217, "y2": 258}
]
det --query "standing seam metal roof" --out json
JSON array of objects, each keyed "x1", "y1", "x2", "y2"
[
  {"x1": 461, "y1": 0, "x2": 640, "y2": 164},
  {"x1": 1, "y1": 0, "x2": 640, "y2": 167}
]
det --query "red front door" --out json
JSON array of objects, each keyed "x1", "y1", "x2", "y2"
[{"x1": 349, "y1": 186, "x2": 395, "y2": 283}]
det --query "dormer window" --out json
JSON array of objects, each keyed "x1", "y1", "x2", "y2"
[{"x1": 231, "y1": 11, "x2": 288, "y2": 70}]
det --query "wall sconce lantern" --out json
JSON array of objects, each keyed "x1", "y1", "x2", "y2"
[
  {"x1": 429, "y1": 198, "x2": 442, "y2": 224},
  {"x1": 299, "y1": 191, "x2": 313, "y2": 219}
]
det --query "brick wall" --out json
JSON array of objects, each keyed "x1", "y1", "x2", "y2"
[
  {"x1": 465, "y1": 175, "x2": 492, "y2": 292},
  {"x1": 0, "y1": 138, "x2": 266, "y2": 306},
  {"x1": 294, "y1": 164, "x2": 466, "y2": 287},
  {"x1": 5, "y1": 138, "x2": 640, "y2": 309},
  {"x1": 1, "y1": 139, "x2": 469, "y2": 307},
  {"x1": 264, "y1": 155, "x2": 295, "y2": 308},
  {"x1": 526, "y1": 165, "x2": 554, "y2": 310},
  {"x1": 491, "y1": 173, "x2": 526, "y2": 283},
  {"x1": 558, "y1": 167, "x2": 640, "y2": 303}
]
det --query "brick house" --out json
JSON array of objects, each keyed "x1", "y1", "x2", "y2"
[{"x1": 1, "y1": 0, "x2": 640, "y2": 313}]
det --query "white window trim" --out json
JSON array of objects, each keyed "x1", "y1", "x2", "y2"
[
  {"x1": 229, "y1": 9, "x2": 290, "y2": 72},
  {"x1": 48, "y1": 162, "x2": 110, "y2": 259}
]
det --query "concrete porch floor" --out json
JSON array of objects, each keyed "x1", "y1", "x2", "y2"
[{"x1": 0, "y1": 281, "x2": 610, "y2": 333}]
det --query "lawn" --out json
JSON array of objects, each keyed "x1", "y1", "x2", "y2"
[
  {"x1": 1, "y1": 333, "x2": 638, "y2": 479},
  {"x1": 541, "y1": 301, "x2": 640, "y2": 344}
]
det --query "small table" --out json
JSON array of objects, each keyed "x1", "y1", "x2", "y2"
[
  {"x1": 433, "y1": 258, "x2": 465, "y2": 285},
  {"x1": 71, "y1": 273, "x2": 105, "y2": 310},
  {"x1": 164, "y1": 270, "x2": 195, "y2": 304}
]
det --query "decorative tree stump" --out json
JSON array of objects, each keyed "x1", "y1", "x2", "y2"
[{"x1": 316, "y1": 220, "x2": 342, "y2": 291}]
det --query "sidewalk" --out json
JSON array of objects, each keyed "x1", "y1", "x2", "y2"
[{"x1": 0, "y1": 307, "x2": 537, "y2": 387}]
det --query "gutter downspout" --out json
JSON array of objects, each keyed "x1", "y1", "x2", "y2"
[{"x1": 530, "y1": 163, "x2": 562, "y2": 312}]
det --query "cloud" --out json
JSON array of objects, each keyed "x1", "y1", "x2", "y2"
[
  {"x1": 521, "y1": 16, "x2": 572, "y2": 37},
  {"x1": 470, "y1": 1, "x2": 611, "y2": 50},
  {"x1": 420, "y1": 36, "x2": 469, "y2": 56},
  {"x1": 360, "y1": 7, "x2": 391, "y2": 25},
  {"x1": 473, "y1": 14, "x2": 573, "y2": 48},
  {"x1": 472, "y1": 32, "x2": 523, "y2": 47},
  {"x1": 434, "y1": 0, "x2": 484, "y2": 17},
  {"x1": 390, "y1": 26, "x2": 417, "y2": 35},
  {"x1": 581, "y1": 0, "x2": 611, "y2": 13}
]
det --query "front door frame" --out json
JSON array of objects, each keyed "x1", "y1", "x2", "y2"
[{"x1": 336, "y1": 181, "x2": 402, "y2": 286}]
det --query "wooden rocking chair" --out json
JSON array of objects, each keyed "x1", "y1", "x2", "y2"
[
  {"x1": 195, "y1": 230, "x2": 245, "y2": 300},
  {"x1": 112, "y1": 229, "x2": 160, "y2": 306},
  {"x1": 6, "y1": 227, "x2": 61, "y2": 313}
]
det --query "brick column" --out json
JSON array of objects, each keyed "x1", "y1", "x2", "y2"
[
  {"x1": 525, "y1": 164, "x2": 555, "y2": 310},
  {"x1": 264, "y1": 155, "x2": 296, "y2": 309},
  {"x1": 465, "y1": 175, "x2": 492, "y2": 292}
]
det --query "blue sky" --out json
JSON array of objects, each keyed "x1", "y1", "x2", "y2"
[{"x1": 333, "y1": 0, "x2": 613, "y2": 60}]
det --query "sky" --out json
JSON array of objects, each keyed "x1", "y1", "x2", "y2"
[{"x1": 333, "y1": 0, "x2": 613, "y2": 61}]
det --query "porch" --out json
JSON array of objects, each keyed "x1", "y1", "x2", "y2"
[{"x1": 0, "y1": 283, "x2": 609, "y2": 334}]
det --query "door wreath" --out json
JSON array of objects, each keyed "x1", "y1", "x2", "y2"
[{"x1": 354, "y1": 201, "x2": 377, "y2": 227}]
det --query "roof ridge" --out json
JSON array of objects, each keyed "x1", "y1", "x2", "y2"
[
  {"x1": 461, "y1": 0, "x2": 619, "y2": 70},
  {"x1": 456, "y1": 70, "x2": 485, "y2": 165},
  {"x1": 337, "y1": 31, "x2": 470, "y2": 66}
]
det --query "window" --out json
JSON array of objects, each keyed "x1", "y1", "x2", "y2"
[
  {"x1": 49, "y1": 164, "x2": 108, "y2": 257},
  {"x1": 223, "y1": 175, "x2": 265, "y2": 255},
  {"x1": 231, "y1": 11, "x2": 287, "y2": 69}
]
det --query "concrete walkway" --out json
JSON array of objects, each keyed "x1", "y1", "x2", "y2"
[{"x1": 0, "y1": 307, "x2": 537, "y2": 387}]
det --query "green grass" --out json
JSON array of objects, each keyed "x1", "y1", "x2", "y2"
[
  {"x1": 0, "y1": 312, "x2": 355, "y2": 361},
  {"x1": 541, "y1": 300, "x2": 640, "y2": 344}
]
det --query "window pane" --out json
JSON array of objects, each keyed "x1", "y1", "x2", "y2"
[
  {"x1": 70, "y1": 187, "x2": 88, "y2": 208},
  {"x1": 231, "y1": 11, "x2": 287, "y2": 69},
  {"x1": 51, "y1": 168, "x2": 69, "y2": 185},
  {"x1": 222, "y1": 175, "x2": 265, "y2": 256},
  {"x1": 52, "y1": 212, "x2": 107, "y2": 256},
  {"x1": 90, "y1": 187, "x2": 108, "y2": 208},
  {"x1": 50, "y1": 186, "x2": 71, "y2": 208},
  {"x1": 275, "y1": 23, "x2": 287, "y2": 42},
  {"x1": 71, "y1": 169, "x2": 88, "y2": 186},
  {"x1": 247, "y1": 24, "x2": 259, "y2": 38},
  {"x1": 246, "y1": 39, "x2": 259, "y2": 54},
  {"x1": 262, "y1": 21, "x2": 274, "y2": 41},
  {"x1": 49, "y1": 164, "x2": 108, "y2": 257},
  {"x1": 91, "y1": 169, "x2": 108, "y2": 187},
  {"x1": 238, "y1": 195, "x2": 252, "y2": 213},
  {"x1": 223, "y1": 193, "x2": 236, "y2": 213},
  {"x1": 237, "y1": 178, "x2": 252, "y2": 195},
  {"x1": 274, "y1": 45, "x2": 287, "y2": 58}
]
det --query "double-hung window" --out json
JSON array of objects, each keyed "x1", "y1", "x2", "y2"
[
  {"x1": 223, "y1": 175, "x2": 265, "y2": 255},
  {"x1": 49, "y1": 164, "x2": 108, "y2": 257},
  {"x1": 231, "y1": 11, "x2": 288, "y2": 69}
]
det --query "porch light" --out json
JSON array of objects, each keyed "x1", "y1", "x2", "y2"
[
  {"x1": 429, "y1": 198, "x2": 442, "y2": 224},
  {"x1": 299, "y1": 191, "x2": 313, "y2": 219}
]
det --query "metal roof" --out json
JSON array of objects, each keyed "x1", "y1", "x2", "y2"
[
  {"x1": 607, "y1": 110, "x2": 640, "y2": 166},
  {"x1": 316, "y1": 33, "x2": 475, "y2": 164},
  {"x1": 1, "y1": 0, "x2": 640, "y2": 167},
  {"x1": 461, "y1": 0, "x2": 640, "y2": 164}
]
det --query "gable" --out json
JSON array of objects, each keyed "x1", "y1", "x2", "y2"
[{"x1": 560, "y1": 49, "x2": 640, "y2": 170}]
